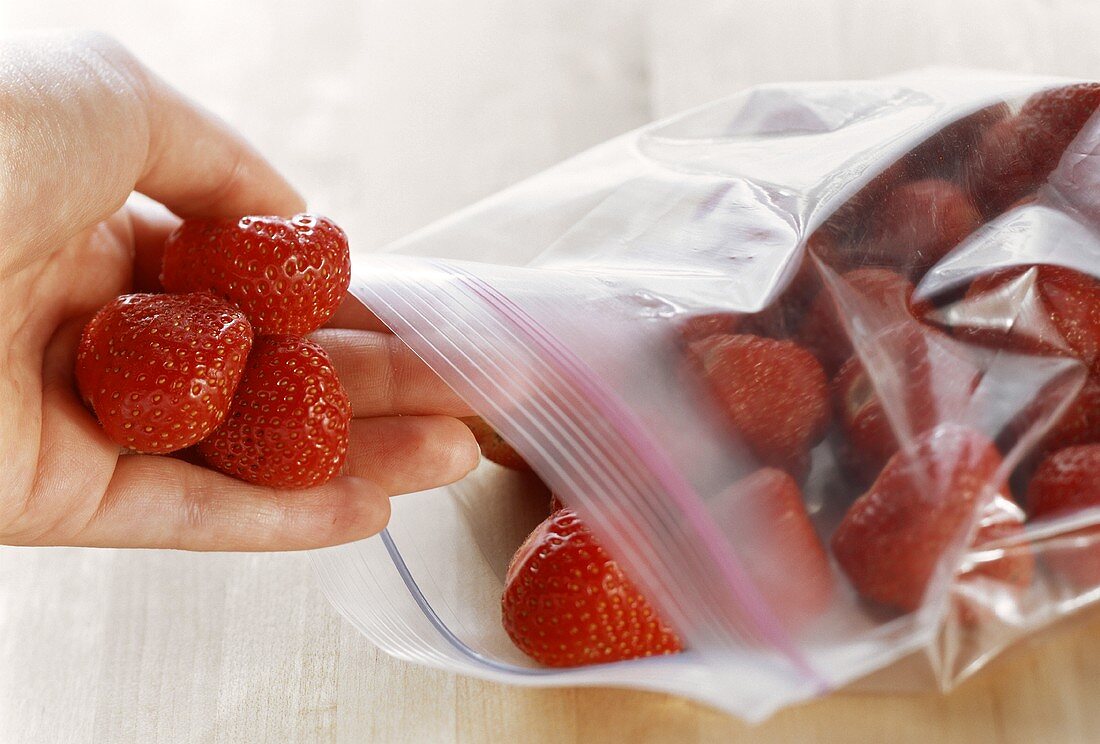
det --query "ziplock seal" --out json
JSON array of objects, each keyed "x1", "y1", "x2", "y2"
[{"x1": 355, "y1": 256, "x2": 830, "y2": 692}]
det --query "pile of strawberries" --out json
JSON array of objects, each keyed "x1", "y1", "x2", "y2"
[
  {"x1": 478, "y1": 83, "x2": 1100, "y2": 669},
  {"x1": 77, "y1": 214, "x2": 353, "y2": 488}
]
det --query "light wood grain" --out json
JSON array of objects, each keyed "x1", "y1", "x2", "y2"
[
  {"x1": 7, "y1": 0, "x2": 1100, "y2": 741},
  {"x1": 5, "y1": 547, "x2": 1100, "y2": 743}
]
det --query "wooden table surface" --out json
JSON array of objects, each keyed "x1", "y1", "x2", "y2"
[
  {"x1": 6, "y1": 1, "x2": 1100, "y2": 741},
  {"x1": 5, "y1": 546, "x2": 1100, "y2": 744}
]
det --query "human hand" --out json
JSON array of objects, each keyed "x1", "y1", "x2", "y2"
[{"x1": 0, "y1": 31, "x2": 478, "y2": 551}]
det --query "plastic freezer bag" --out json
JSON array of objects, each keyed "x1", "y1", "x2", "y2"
[{"x1": 310, "y1": 71, "x2": 1100, "y2": 721}]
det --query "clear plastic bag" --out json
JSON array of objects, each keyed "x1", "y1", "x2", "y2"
[{"x1": 310, "y1": 70, "x2": 1100, "y2": 721}]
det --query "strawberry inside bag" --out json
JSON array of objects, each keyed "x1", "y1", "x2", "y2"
[{"x1": 311, "y1": 71, "x2": 1100, "y2": 721}]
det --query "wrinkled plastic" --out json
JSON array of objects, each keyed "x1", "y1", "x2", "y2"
[{"x1": 310, "y1": 71, "x2": 1100, "y2": 721}]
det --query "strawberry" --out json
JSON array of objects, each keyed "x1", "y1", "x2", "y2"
[
  {"x1": 1007, "y1": 374, "x2": 1100, "y2": 459},
  {"x1": 1039, "y1": 374, "x2": 1100, "y2": 452},
  {"x1": 461, "y1": 416, "x2": 531, "y2": 471},
  {"x1": 966, "y1": 506, "x2": 1033, "y2": 589},
  {"x1": 903, "y1": 103, "x2": 1009, "y2": 181},
  {"x1": 968, "y1": 84, "x2": 1100, "y2": 216},
  {"x1": 712, "y1": 468, "x2": 833, "y2": 629},
  {"x1": 822, "y1": 103, "x2": 1011, "y2": 246},
  {"x1": 954, "y1": 495, "x2": 1034, "y2": 626},
  {"x1": 75, "y1": 293, "x2": 252, "y2": 454},
  {"x1": 198, "y1": 335, "x2": 351, "y2": 488},
  {"x1": 831, "y1": 356, "x2": 920, "y2": 486},
  {"x1": 960, "y1": 265, "x2": 1100, "y2": 373},
  {"x1": 501, "y1": 507, "x2": 682, "y2": 667},
  {"x1": 1027, "y1": 444, "x2": 1100, "y2": 588},
  {"x1": 966, "y1": 116, "x2": 1044, "y2": 217},
  {"x1": 675, "y1": 311, "x2": 741, "y2": 345},
  {"x1": 687, "y1": 334, "x2": 829, "y2": 477},
  {"x1": 798, "y1": 268, "x2": 928, "y2": 376},
  {"x1": 856, "y1": 179, "x2": 982, "y2": 279},
  {"x1": 549, "y1": 494, "x2": 565, "y2": 513},
  {"x1": 831, "y1": 425, "x2": 1031, "y2": 613},
  {"x1": 162, "y1": 214, "x2": 351, "y2": 336},
  {"x1": 832, "y1": 329, "x2": 980, "y2": 485},
  {"x1": 817, "y1": 159, "x2": 910, "y2": 246},
  {"x1": 1020, "y1": 83, "x2": 1100, "y2": 146}
]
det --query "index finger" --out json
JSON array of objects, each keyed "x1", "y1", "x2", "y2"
[
  {"x1": 135, "y1": 69, "x2": 306, "y2": 218},
  {"x1": 310, "y1": 328, "x2": 475, "y2": 418},
  {"x1": 0, "y1": 31, "x2": 303, "y2": 274}
]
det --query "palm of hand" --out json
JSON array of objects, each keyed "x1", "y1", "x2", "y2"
[
  {"x1": 2, "y1": 216, "x2": 135, "y2": 545},
  {"x1": 0, "y1": 32, "x2": 479, "y2": 551}
]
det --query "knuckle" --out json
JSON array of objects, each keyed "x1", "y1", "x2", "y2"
[
  {"x1": 72, "y1": 30, "x2": 124, "y2": 54},
  {"x1": 69, "y1": 31, "x2": 137, "y2": 74}
]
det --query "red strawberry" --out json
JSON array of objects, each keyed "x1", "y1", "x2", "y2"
[
  {"x1": 1007, "y1": 374, "x2": 1100, "y2": 459},
  {"x1": 817, "y1": 159, "x2": 910, "y2": 246},
  {"x1": 687, "y1": 334, "x2": 830, "y2": 477},
  {"x1": 798, "y1": 268, "x2": 927, "y2": 377},
  {"x1": 857, "y1": 179, "x2": 982, "y2": 279},
  {"x1": 1027, "y1": 444, "x2": 1100, "y2": 588},
  {"x1": 967, "y1": 505, "x2": 1033, "y2": 589},
  {"x1": 954, "y1": 495, "x2": 1034, "y2": 625},
  {"x1": 198, "y1": 335, "x2": 351, "y2": 488},
  {"x1": 966, "y1": 116, "x2": 1044, "y2": 217},
  {"x1": 549, "y1": 494, "x2": 565, "y2": 513},
  {"x1": 904, "y1": 103, "x2": 1009, "y2": 181},
  {"x1": 832, "y1": 356, "x2": 919, "y2": 486},
  {"x1": 831, "y1": 425, "x2": 1029, "y2": 613},
  {"x1": 1020, "y1": 83, "x2": 1100, "y2": 144},
  {"x1": 501, "y1": 507, "x2": 682, "y2": 667},
  {"x1": 968, "y1": 84, "x2": 1100, "y2": 216},
  {"x1": 961, "y1": 265, "x2": 1100, "y2": 373},
  {"x1": 1040, "y1": 374, "x2": 1100, "y2": 451},
  {"x1": 461, "y1": 416, "x2": 531, "y2": 471},
  {"x1": 162, "y1": 214, "x2": 351, "y2": 336},
  {"x1": 75, "y1": 293, "x2": 252, "y2": 454},
  {"x1": 1047, "y1": 115, "x2": 1100, "y2": 227},
  {"x1": 713, "y1": 468, "x2": 833, "y2": 629},
  {"x1": 832, "y1": 329, "x2": 980, "y2": 485},
  {"x1": 675, "y1": 311, "x2": 741, "y2": 345}
]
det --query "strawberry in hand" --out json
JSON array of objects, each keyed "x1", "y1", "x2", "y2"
[
  {"x1": 162, "y1": 213, "x2": 351, "y2": 335},
  {"x1": 199, "y1": 336, "x2": 352, "y2": 489},
  {"x1": 75, "y1": 292, "x2": 253, "y2": 453},
  {"x1": 1, "y1": 34, "x2": 477, "y2": 551}
]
